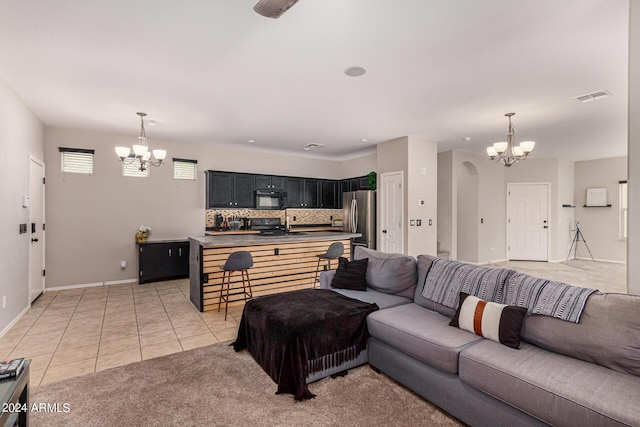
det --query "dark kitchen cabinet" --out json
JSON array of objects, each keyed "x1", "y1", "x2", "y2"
[
  {"x1": 285, "y1": 177, "x2": 303, "y2": 208},
  {"x1": 320, "y1": 180, "x2": 338, "y2": 208},
  {"x1": 303, "y1": 179, "x2": 320, "y2": 208},
  {"x1": 255, "y1": 174, "x2": 287, "y2": 190},
  {"x1": 341, "y1": 175, "x2": 370, "y2": 192},
  {"x1": 139, "y1": 240, "x2": 189, "y2": 284},
  {"x1": 286, "y1": 178, "x2": 320, "y2": 208},
  {"x1": 206, "y1": 171, "x2": 255, "y2": 208}
]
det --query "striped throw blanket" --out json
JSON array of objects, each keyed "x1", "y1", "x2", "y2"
[
  {"x1": 503, "y1": 273, "x2": 597, "y2": 323},
  {"x1": 421, "y1": 259, "x2": 514, "y2": 310}
]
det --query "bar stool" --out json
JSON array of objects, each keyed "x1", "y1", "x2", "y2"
[
  {"x1": 218, "y1": 251, "x2": 253, "y2": 321},
  {"x1": 314, "y1": 242, "x2": 345, "y2": 286}
]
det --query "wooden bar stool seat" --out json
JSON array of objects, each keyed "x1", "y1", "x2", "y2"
[
  {"x1": 218, "y1": 251, "x2": 253, "y2": 320},
  {"x1": 314, "y1": 241, "x2": 345, "y2": 286}
]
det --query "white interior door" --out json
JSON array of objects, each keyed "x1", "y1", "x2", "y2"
[
  {"x1": 380, "y1": 171, "x2": 403, "y2": 253},
  {"x1": 507, "y1": 183, "x2": 549, "y2": 261},
  {"x1": 29, "y1": 157, "x2": 45, "y2": 302}
]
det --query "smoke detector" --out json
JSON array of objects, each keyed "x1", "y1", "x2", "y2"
[
  {"x1": 303, "y1": 143, "x2": 324, "y2": 151},
  {"x1": 573, "y1": 90, "x2": 611, "y2": 103}
]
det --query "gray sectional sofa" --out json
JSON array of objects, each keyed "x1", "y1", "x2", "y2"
[{"x1": 319, "y1": 247, "x2": 640, "y2": 427}]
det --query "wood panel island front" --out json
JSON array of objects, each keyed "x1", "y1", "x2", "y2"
[{"x1": 188, "y1": 232, "x2": 361, "y2": 311}]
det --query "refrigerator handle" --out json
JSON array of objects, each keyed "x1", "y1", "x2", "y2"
[{"x1": 352, "y1": 199, "x2": 358, "y2": 233}]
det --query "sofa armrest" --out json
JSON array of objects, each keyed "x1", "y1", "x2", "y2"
[{"x1": 319, "y1": 270, "x2": 336, "y2": 289}]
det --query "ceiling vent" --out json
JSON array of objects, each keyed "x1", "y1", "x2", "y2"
[
  {"x1": 303, "y1": 143, "x2": 324, "y2": 151},
  {"x1": 573, "y1": 90, "x2": 611, "y2": 103}
]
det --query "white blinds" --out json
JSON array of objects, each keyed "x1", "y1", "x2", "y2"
[
  {"x1": 173, "y1": 159, "x2": 197, "y2": 180},
  {"x1": 60, "y1": 149, "x2": 93, "y2": 174}
]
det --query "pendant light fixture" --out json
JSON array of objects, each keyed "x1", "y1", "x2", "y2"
[
  {"x1": 486, "y1": 113, "x2": 535, "y2": 167},
  {"x1": 115, "y1": 112, "x2": 167, "y2": 172}
]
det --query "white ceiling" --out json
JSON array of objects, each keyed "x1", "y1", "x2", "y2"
[{"x1": 0, "y1": 0, "x2": 629, "y2": 161}]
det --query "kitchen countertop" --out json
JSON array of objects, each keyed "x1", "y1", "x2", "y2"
[
  {"x1": 190, "y1": 231, "x2": 361, "y2": 247},
  {"x1": 204, "y1": 226, "x2": 343, "y2": 236}
]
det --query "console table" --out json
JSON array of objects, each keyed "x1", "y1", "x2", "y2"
[{"x1": 0, "y1": 359, "x2": 30, "y2": 427}]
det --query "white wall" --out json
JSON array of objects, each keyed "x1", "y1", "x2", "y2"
[
  {"x1": 339, "y1": 153, "x2": 376, "y2": 179},
  {"x1": 406, "y1": 137, "x2": 438, "y2": 257},
  {"x1": 375, "y1": 136, "x2": 438, "y2": 256},
  {"x1": 574, "y1": 157, "x2": 626, "y2": 262},
  {"x1": 629, "y1": 0, "x2": 640, "y2": 295},
  {"x1": 437, "y1": 151, "x2": 453, "y2": 257},
  {"x1": 456, "y1": 161, "x2": 479, "y2": 263},
  {"x1": 438, "y1": 151, "x2": 506, "y2": 264},
  {"x1": 376, "y1": 137, "x2": 410, "y2": 253},
  {"x1": 44, "y1": 127, "x2": 362, "y2": 289},
  {"x1": 0, "y1": 77, "x2": 44, "y2": 333}
]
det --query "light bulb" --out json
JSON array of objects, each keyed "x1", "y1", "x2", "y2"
[
  {"x1": 152, "y1": 149, "x2": 167, "y2": 161},
  {"x1": 115, "y1": 147, "x2": 130, "y2": 159},
  {"x1": 493, "y1": 142, "x2": 508, "y2": 153},
  {"x1": 133, "y1": 144, "x2": 148, "y2": 157},
  {"x1": 520, "y1": 140, "x2": 535, "y2": 153}
]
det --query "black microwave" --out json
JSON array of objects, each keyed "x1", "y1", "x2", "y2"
[{"x1": 255, "y1": 189, "x2": 287, "y2": 210}]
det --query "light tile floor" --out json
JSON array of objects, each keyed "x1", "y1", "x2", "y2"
[{"x1": 0, "y1": 279, "x2": 244, "y2": 387}]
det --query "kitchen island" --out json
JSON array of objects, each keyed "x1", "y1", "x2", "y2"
[{"x1": 189, "y1": 232, "x2": 361, "y2": 312}]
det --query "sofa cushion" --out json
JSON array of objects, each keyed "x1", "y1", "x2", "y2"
[
  {"x1": 330, "y1": 288, "x2": 411, "y2": 310},
  {"x1": 521, "y1": 292, "x2": 640, "y2": 377},
  {"x1": 367, "y1": 303, "x2": 482, "y2": 374},
  {"x1": 331, "y1": 257, "x2": 368, "y2": 291},
  {"x1": 354, "y1": 246, "x2": 417, "y2": 299},
  {"x1": 413, "y1": 255, "x2": 458, "y2": 318},
  {"x1": 459, "y1": 340, "x2": 640, "y2": 426},
  {"x1": 450, "y1": 292, "x2": 527, "y2": 349}
]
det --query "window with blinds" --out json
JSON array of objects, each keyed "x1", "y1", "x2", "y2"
[
  {"x1": 173, "y1": 158, "x2": 197, "y2": 180},
  {"x1": 123, "y1": 156, "x2": 149, "y2": 177},
  {"x1": 59, "y1": 147, "x2": 94, "y2": 174}
]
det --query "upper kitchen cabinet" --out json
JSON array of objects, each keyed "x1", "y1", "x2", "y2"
[
  {"x1": 255, "y1": 174, "x2": 287, "y2": 190},
  {"x1": 206, "y1": 171, "x2": 255, "y2": 208},
  {"x1": 285, "y1": 178, "x2": 320, "y2": 208},
  {"x1": 341, "y1": 175, "x2": 370, "y2": 192},
  {"x1": 320, "y1": 180, "x2": 339, "y2": 209}
]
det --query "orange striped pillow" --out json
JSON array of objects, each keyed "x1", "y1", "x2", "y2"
[{"x1": 450, "y1": 292, "x2": 527, "y2": 349}]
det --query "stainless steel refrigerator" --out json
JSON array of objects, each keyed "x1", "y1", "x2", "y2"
[{"x1": 343, "y1": 190, "x2": 376, "y2": 256}]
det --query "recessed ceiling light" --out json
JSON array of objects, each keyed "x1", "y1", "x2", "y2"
[
  {"x1": 361, "y1": 138, "x2": 368, "y2": 142},
  {"x1": 248, "y1": 139, "x2": 256, "y2": 143},
  {"x1": 345, "y1": 66, "x2": 367, "y2": 77},
  {"x1": 304, "y1": 143, "x2": 324, "y2": 151},
  {"x1": 463, "y1": 137, "x2": 472, "y2": 141}
]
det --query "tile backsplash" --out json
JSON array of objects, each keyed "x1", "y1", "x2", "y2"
[{"x1": 205, "y1": 208, "x2": 342, "y2": 227}]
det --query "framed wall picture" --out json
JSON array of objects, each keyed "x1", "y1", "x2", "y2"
[{"x1": 586, "y1": 187, "x2": 607, "y2": 207}]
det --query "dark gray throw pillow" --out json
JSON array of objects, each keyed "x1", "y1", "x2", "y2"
[{"x1": 331, "y1": 257, "x2": 368, "y2": 291}]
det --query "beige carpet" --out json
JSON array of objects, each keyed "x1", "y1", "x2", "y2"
[{"x1": 31, "y1": 342, "x2": 462, "y2": 427}]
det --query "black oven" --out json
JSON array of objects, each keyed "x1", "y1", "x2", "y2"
[{"x1": 255, "y1": 189, "x2": 286, "y2": 210}]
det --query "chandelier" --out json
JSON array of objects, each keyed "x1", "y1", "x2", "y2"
[
  {"x1": 486, "y1": 113, "x2": 535, "y2": 167},
  {"x1": 115, "y1": 112, "x2": 166, "y2": 171}
]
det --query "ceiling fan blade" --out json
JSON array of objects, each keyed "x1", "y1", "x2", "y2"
[{"x1": 253, "y1": 0, "x2": 300, "y2": 19}]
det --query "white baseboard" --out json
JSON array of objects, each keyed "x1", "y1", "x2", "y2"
[
  {"x1": 46, "y1": 278, "x2": 138, "y2": 292},
  {"x1": 572, "y1": 257, "x2": 626, "y2": 265},
  {"x1": 479, "y1": 259, "x2": 508, "y2": 265},
  {"x1": 0, "y1": 305, "x2": 31, "y2": 339}
]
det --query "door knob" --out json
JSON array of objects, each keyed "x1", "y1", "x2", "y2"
[{"x1": 31, "y1": 238, "x2": 39, "y2": 242}]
